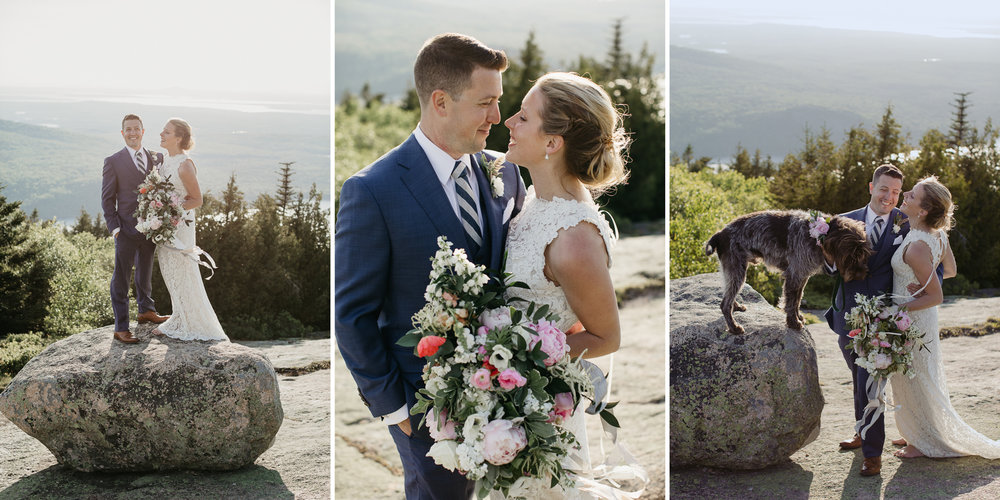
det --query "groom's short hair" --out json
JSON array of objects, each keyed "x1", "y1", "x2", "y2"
[
  {"x1": 414, "y1": 33, "x2": 508, "y2": 106},
  {"x1": 122, "y1": 114, "x2": 143, "y2": 129},
  {"x1": 872, "y1": 164, "x2": 903, "y2": 183}
]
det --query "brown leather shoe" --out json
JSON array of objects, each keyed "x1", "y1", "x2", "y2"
[
  {"x1": 860, "y1": 456, "x2": 882, "y2": 476},
  {"x1": 114, "y1": 330, "x2": 139, "y2": 344},
  {"x1": 839, "y1": 433, "x2": 862, "y2": 450},
  {"x1": 137, "y1": 310, "x2": 169, "y2": 324}
]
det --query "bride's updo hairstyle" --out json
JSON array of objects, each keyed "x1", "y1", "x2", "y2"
[
  {"x1": 917, "y1": 176, "x2": 956, "y2": 231},
  {"x1": 168, "y1": 118, "x2": 195, "y2": 151},
  {"x1": 536, "y1": 72, "x2": 630, "y2": 195}
]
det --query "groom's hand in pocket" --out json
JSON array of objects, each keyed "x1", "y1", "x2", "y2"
[{"x1": 397, "y1": 418, "x2": 412, "y2": 437}]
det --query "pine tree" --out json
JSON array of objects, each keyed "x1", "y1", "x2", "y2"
[
  {"x1": 0, "y1": 187, "x2": 51, "y2": 334},
  {"x1": 949, "y1": 92, "x2": 973, "y2": 148},
  {"x1": 875, "y1": 104, "x2": 904, "y2": 162},
  {"x1": 276, "y1": 162, "x2": 295, "y2": 223}
]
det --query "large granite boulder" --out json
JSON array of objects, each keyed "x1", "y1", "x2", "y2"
[
  {"x1": 670, "y1": 273, "x2": 824, "y2": 469},
  {"x1": 0, "y1": 325, "x2": 282, "y2": 472}
]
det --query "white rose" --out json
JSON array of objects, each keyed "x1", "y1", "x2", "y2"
[{"x1": 428, "y1": 441, "x2": 460, "y2": 471}]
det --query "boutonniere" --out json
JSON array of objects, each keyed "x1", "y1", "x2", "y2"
[
  {"x1": 479, "y1": 152, "x2": 505, "y2": 198},
  {"x1": 808, "y1": 210, "x2": 831, "y2": 246},
  {"x1": 147, "y1": 150, "x2": 163, "y2": 168},
  {"x1": 893, "y1": 213, "x2": 906, "y2": 234}
]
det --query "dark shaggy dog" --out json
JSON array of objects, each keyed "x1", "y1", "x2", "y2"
[{"x1": 705, "y1": 210, "x2": 872, "y2": 334}]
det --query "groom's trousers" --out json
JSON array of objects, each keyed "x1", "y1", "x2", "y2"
[
  {"x1": 388, "y1": 422, "x2": 475, "y2": 500},
  {"x1": 110, "y1": 233, "x2": 156, "y2": 332},
  {"x1": 839, "y1": 334, "x2": 885, "y2": 458}
]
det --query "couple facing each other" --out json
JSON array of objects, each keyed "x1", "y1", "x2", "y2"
[
  {"x1": 827, "y1": 164, "x2": 1000, "y2": 476},
  {"x1": 102, "y1": 114, "x2": 227, "y2": 343},
  {"x1": 335, "y1": 33, "x2": 632, "y2": 499}
]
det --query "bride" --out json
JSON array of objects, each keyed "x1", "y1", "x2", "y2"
[
  {"x1": 888, "y1": 176, "x2": 1000, "y2": 459},
  {"x1": 501, "y1": 72, "x2": 645, "y2": 498},
  {"x1": 152, "y1": 118, "x2": 228, "y2": 342}
]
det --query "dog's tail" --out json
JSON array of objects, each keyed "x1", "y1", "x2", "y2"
[{"x1": 705, "y1": 231, "x2": 726, "y2": 257}]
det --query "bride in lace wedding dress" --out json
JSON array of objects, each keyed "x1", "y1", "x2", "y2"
[
  {"x1": 152, "y1": 119, "x2": 228, "y2": 342},
  {"x1": 498, "y1": 73, "x2": 646, "y2": 499},
  {"x1": 889, "y1": 176, "x2": 1000, "y2": 459}
]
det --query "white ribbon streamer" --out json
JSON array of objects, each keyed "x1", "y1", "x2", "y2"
[
  {"x1": 160, "y1": 239, "x2": 218, "y2": 280},
  {"x1": 571, "y1": 354, "x2": 648, "y2": 499}
]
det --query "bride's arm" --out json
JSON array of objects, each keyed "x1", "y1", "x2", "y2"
[
  {"x1": 545, "y1": 222, "x2": 620, "y2": 358},
  {"x1": 900, "y1": 240, "x2": 943, "y2": 312},
  {"x1": 177, "y1": 159, "x2": 203, "y2": 210},
  {"x1": 941, "y1": 233, "x2": 957, "y2": 279}
]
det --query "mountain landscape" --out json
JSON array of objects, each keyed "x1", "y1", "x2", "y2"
[
  {"x1": 670, "y1": 23, "x2": 1000, "y2": 161},
  {"x1": 0, "y1": 95, "x2": 329, "y2": 223}
]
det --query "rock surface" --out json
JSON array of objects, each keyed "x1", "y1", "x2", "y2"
[
  {"x1": 0, "y1": 326, "x2": 283, "y2": 472},
  {"x1": 670, "y1": 272, "x2": 824, "y2": 469}
]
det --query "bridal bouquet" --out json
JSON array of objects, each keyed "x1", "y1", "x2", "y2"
[
  {"x1": 134, "y1": 166, "x2": 190, "y2": 244},
  {"x1": 398, "y1": 236, "x2": 600, "y2": 499},
  {"x1": 845, "y1": 293, "x2": 927, "y2": 379}
]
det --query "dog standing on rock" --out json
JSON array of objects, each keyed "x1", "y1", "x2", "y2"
[{"x1": 705, "y1": 210, "x2": 872, "y2": 334}]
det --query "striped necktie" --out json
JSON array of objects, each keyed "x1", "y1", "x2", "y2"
[
  {"x1": 871, "y1": 217, "x2": 885, "y2": 246},
  {"x1": 452, "y1": 160, "x2": 483, "y2": 254},
  {"x1": 135, "y1": 150, "x2": 146, "y2": 174}
]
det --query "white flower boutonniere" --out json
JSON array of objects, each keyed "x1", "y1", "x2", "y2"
[
  {"x1": 147, "y1": 150, "x2": 163, "y2": 168},
  {"x1": 893, "y1": 213, "x2": 906, "y2": 234},
  {"x1": 479, "y1": 153, "x2": 505, "y2": 198}
]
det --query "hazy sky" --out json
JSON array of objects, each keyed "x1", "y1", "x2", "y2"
[
  {"x1": 671, "y1": 0, "x2": 1000, "y2": 38},
  {"x1": 0, "y1": 0, "x2": 329, "y2": 99}
]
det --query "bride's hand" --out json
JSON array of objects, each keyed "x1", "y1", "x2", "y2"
[{"x1": 906, "y1": 282, "x2": 927, "y2": 297}]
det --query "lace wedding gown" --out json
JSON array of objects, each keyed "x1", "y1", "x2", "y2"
[
  {"x1": 889, "y1": 229, "x2": 1000, "y2": 458},
  {"x1": 155, "y1": 153, "x2": 228, "y2": 341},
  {"x1": 501, "y1": 186, "x2": 645, "y2": 499}
]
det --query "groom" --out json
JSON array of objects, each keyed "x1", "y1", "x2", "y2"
[
  {"x1": 335, "y1": 33, "x2": 525, "y2": 499},
  {"x1": 101, "y1": 114, "x2": 168, "y2": 343},
  {"x1": 825, "y1": 164, "x2": 942, "y2": 476}
]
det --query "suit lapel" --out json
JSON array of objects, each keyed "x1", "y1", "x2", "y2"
[{"x1": 397, "y1": 135, "x2": 468, "y2": 248}]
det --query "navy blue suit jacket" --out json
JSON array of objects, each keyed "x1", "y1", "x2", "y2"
[
  {"x1": 825, "y1": 206, "x2": 908, "y2": 336},
  {"x1": 334, "y1": 134, "x2": 526, "y2": 418},
  {"x1": 101, "y1": 147, "x2": 160, "y2": 237}
]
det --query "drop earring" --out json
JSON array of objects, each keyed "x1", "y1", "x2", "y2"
[{"x1": 545, "y1": 152, "x2": 549, "y2": 160}]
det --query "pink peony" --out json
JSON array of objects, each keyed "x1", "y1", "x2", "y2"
[
  {"x1": 427, "y1": 409, "x2": 458, "y2": 441},
  {"x1": 470, "y1": 368, "x2": 492, "y2": 390},
  {"x1": 874, "y1": 353, "x2": 892, "y2": 370},
  {"x1": 417, "y1": 336, "x2": 447, "y2": 357},
  {"x1": 481, "y1": 419, "x2": 527, "y2": 465},
  {"x1": 528, "y1": 319, "x2": 568, "y2": 366},
  {"x1": 896, "y1": 313, "x2": 912, "y2": 331},
  {"x1": 497, "y1": 368, "x2": 527, "y2": 390},
  {"x1": 548, "y1": 392, "x2": 575, "y2": 424},
  {"x1": 879, "y1": 340, "x2": 891, "y2": 348},
  {"x1": 148, "y1": 217, "x2": 162, "y2": 230},
  {"x1": 479, "y1": 307, "x2": 512, "y2": 332}
]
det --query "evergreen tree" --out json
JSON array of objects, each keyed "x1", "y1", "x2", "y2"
[
  {"x1": 875, "y1": 104, "x2": 905, "y2": 162},
  {"x1": 276, "y1": 161, "x2": 295, "y2": 222},
  {"x1": 949, "y1": 92, "x2": 973, "y2": 148},
  {"x1": 0, "y1": 187, "x2": 51, "y2": 334}
]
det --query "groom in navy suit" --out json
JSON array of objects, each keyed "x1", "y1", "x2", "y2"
[
  {"x1": 825, "y1": 163, "x2": 941, "y2": 476},
  {"x1": 335, "y1": 34, "x2": 525, "y2": 499},
  {"x1": 101, "y1": 114, "x2": 168, "y2": 343}
]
